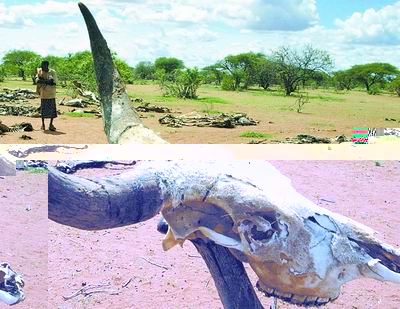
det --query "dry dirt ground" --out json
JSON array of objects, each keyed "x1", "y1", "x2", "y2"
[
  {"x1": 0, "y1": 172, "x2": 48, "y2": 309},
  {"x1": 48, "y1": 161, "x2": 400, "y2": 309},
  {"x1": 1, "y1": 82, "x2": 400, "y2": 144}
]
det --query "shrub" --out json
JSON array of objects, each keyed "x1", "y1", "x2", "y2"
[
  {"x1": 221, "y1": 75, "x2": 236, "y2": 91},
  {"x1": 388, "y1": 77, "x2": 400, "y2": 96},
  {"x1": 294, "y1": 93, "x2": 310, "y2": 113},
  {"x1": 240, "y1": 132, "x2": 273, "y2": 138},
  {"x1": 159, "y1": 68, "x2": 202, "y2": 99},
  {"x1": 0, "y1": 65, "x2": 5, "y2": 82},
  {"x1": 367, "y1": 85, "x2": 382, "y2": 95}
]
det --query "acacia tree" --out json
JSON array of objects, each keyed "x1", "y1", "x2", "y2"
[
  {"x1": 2, "y1": 50, "x2": 41, "y2": 80},
  {"x1": 272, "y1": 45, "x2": 333, "y2": 96},
  {"x1": 348, "y1": 63, "x2": 399, "y2": 93},
  {"x1": 333, "y1": 70, "x2": 355, "y2": 90},
  {"x1": 388, "y1": 76, "x2": 400, "y2": 96},
  {"x1": 255, "y1": 58, "x2": 277, "y2": 90},
  {"x1": 154, "y1": 57, "x2": 184, "y2": 75},
  {"x1": 201, "y1": 64, "x2": 225, "y2": 85},
  {"x1": 219, "y1": 52, "x2": 265, "y2": 90},
  {"x1": 134, "y1": 61, "x2": 155, "y2": 80}
]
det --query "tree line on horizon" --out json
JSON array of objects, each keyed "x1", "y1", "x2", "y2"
[{"x1": 1, "y1": 46, "x2": 399, "y2": 99}]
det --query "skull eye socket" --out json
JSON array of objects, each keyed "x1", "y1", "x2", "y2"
[{"x1": 251, "y1": 226, "x2": 275, "y2": 241}]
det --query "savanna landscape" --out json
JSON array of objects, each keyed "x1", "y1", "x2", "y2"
[{"x1": 1, "y1": 74, "x2": 399, "y2": 144}]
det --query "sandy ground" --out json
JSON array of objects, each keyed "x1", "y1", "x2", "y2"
[
  {"x1": 0, "y1": 114, "x2": 107, "y2": 144},
  {"x1": 0, "y1": 172, "x2": 48, "y2": 309},
  {"x1": 48, "y1": 161, "x2": 400, "y2": 309},
  {"x1": 1, "y1": 92, "x2": 399, "y2": 144}
]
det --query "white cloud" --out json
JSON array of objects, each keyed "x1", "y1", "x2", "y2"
[
  {"x1": 0, "y1": 3, "x2": 34, "y2": 28},
  {"x1": 95, "y1": 9, "x2": 123, "y2": 33},
  {"x1": 8, "y1": 1, "x2": 77, "y2": 17},
  {"x1": 0, "y1": 1, "x2": 77, "y2": 28},
  {"x1": 1, "y1": 0, "x2": 399, "y2": 70},
  {"x1": 215, "y1": 0, "x2": 319, "y2": 31},
  {"x1": 166, "y1": 27, "x2": 218, "y2": 43},
  {"x1": 119, "y1": 0, "x2": 318, "y2": 31},
  {"x1": 336, "y1": 1, "x2": 400, "y2": 45}
]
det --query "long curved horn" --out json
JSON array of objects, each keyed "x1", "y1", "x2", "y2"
[
  {"x1": 48, "y1": 165, "x2": 164, "y2": 230},
  {"x1": 78, "y1": 2, "x2": 167, "y2": 144}
]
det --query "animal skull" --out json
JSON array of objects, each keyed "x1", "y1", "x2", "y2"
[
  {"x1": 158, "y1": 161, "x2": 400, "y2": 306},
  {"x1": 0, "y1": 263, "x2": 25, "y2": 305},
  {"x1": 48, "y1": 161, "x2": 400, "y2": 307}
]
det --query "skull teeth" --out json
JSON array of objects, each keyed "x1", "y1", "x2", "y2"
[{"x1": 256, "y1": 281, "x2": 336, "y2": 307}]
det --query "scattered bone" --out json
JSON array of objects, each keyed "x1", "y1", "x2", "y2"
[
  {"x1": 133, "y1": 102, "x2": 171, "y2": 113},
  {"x1": 0, "y1": 262, "x2": 25, "y2": 305},
  {"x1": 253, "y1": 134, "x2": 350, "y2": 144},
  {"x1": 0, "y1": 88, "x2": 38, "y2": 103},
  {"x1": 159, "y1": 112, "x2": 258, "y2": 128},
  {"x1": 71, "y1": 80, "x2": 99, "y2": 105},
  {"x1": 0, "y1": 104, "x2": 40, "y2": 117},
  {"x1": 0, "y1": 121, "x2": 34, "y2": 134},
  {"x1": 60, "y1": 99, "x2": 87, "y2": 108}
]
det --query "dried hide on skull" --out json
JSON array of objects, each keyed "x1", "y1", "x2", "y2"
[
  {"x1": 158, "y1": 161, "x2": 400, "y2": 307},
  {"x1": 0, "y1": 263, "x2": 25, "y2": 305}
]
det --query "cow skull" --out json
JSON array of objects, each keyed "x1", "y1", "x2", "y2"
[
  {"x1": 159, "y1": 161, "x2": 400, "y2": 306},
  {"x1": 0, "y1": 263, "x2": 25, "y2": 305},
  {"x1": 48, "y1": 161, "x2": 400, "y2": 307}
]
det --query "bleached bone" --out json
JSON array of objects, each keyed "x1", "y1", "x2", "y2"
[
  {"x1": 0, "y1": 263, "x2": 25, "y2": 305},
  {"x1": 365, "y1": 259, "x2": 400, "y2": 283},
  {"x1": 48, "y1": 161, "x2": 400, "y2": 307},
  {"x1": 78, "y1": 2, "x2": 166, "y2": 144}
]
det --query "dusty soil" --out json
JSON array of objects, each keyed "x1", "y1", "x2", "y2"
[
  {"x1": 1, "y1": 83, "x2": 399, "y2": 144},
  {"x1": 0, "y1": 172, "x2": 48, "y2": 309},
  {"x1": 48, "y1": 161, "x2": 400, "y2": 309},
  {"x1": 0, "y1": 114, "x2": 107, "y2": 144}
]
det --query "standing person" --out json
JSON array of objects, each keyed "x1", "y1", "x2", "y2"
[{"x1": 35, "y1": 60, "x2": 57, "y2": 131}]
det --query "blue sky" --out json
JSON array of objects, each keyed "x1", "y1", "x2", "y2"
[
  {"x1": 1, "y1": 1, "x2": 399, "y2": 70},
  {"x1": 316, "y1": 1, "x2": 396, "y2": 27}
]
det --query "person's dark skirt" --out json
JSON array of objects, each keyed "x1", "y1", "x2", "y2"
[{"x1": 40, "y1": 98, "x2": 57, "y2": 118}]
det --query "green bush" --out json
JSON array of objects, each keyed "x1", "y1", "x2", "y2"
[
  {"x1": 388, "y1": 77, "x2": 400, "y2": 96},
  {"x1": 0, "y1": 66, "x2": 5, "y2": 82},
  {"x1": 240, "y1": 132, "x2": 273, "y2": 138},
  {"x1": 221, "y1": 75, "x2": 236, "y2": 91},
  {"x1": 367, "y1": 85, "x2": 382, "y2": 95},
  {"x1": 159, "y1": 68, "x2": 202, "y2": 99}
]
